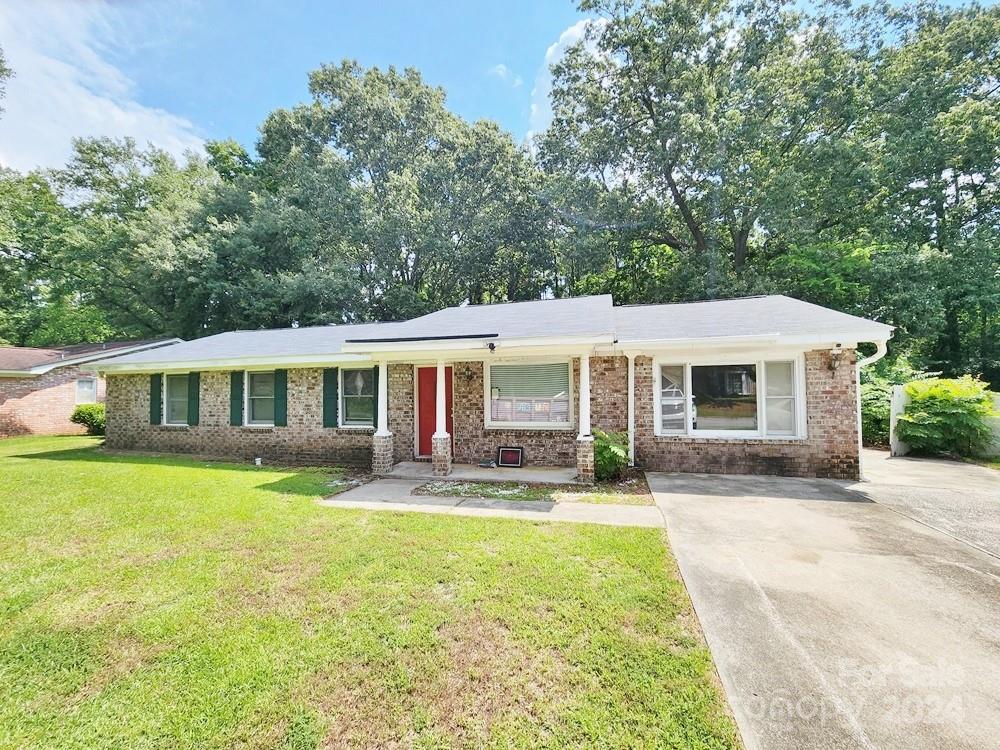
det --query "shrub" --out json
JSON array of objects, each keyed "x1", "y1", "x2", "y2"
[
  {"x1": 70, "y1": 403, "x2": 106, "y2": 436},
  {"x1": 895, "y1": 377, "x2": 996, "y2": 456},
  {"x1": 860, "y1": 380, "x2": 893, "y2": 447},
  {"x1": 593, "y1": 428, "x2": 629, "y2": 481}
]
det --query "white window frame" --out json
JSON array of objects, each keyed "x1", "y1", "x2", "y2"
[
  {"x1": 75, "y1": 377, "x2": 98, "y2": 404},
  {"x1": 163, "y1": 372, "x2": 190, "y2": 427},
  {"x1": 244, "y1": 370, "x2": 276, "y2": 428},
  {"x1": 483, "y1": 358, "x2": 575, "y2": 431},
  {"x1": 653, "y1": 353, "x2": 807, "y2": 440},
  {"x1": 339, "y1": 366, "x2": 375, "y2": 429}
]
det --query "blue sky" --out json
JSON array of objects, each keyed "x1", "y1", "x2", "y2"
[{"x1": 0, "y1": 0, "x2": 589, "y2": 171}]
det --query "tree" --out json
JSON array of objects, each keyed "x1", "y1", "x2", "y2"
[
  {"x1": 255, "y1": 61, "x2": 555, "y2": 320},
  {"x1": 540, "y1": 0, "x2": 1000, "y2": 383},
  {"x1": 36, "y1": 138, "x2": 217, "y2": 339},
  {"x1": 0, "y1": 45, "x2": 11, "y2": 117},
  {"x1": 539, "y1": 0, "x2": 870, "y2": 288}
]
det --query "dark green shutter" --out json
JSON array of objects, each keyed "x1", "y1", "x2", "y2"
[
  {"x1": 274, "y1": 369, "x2": 287, "y2": 427},
  {"x1": 149, "y1": 374, "x2": 162, "y2": 425},
  {"x1": 187, "y1": 372, "x2": 200, "y2": 426},
  {"x1": 323, "y1": 368, "x2": 339, "y2": 428},
  {"x1": 371, "y1": 365, "x2": 379, "y2": 427},
  {"x1": 229, "y1": 371, "x2": 243, "y2": 426}
]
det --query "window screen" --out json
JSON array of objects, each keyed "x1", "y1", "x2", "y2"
[
  {"x1": 165, "y1": 374, "x2": 189, "y2": 425},
  {"x1": 248, "y1": 372, "x2": 275, "y2": 425},
  {"x1": 489, "y1": 363, "x2": 570, "y2": 424}
]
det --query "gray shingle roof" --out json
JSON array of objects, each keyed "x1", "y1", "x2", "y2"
[
  {"x1": 613, "y1": 295, "x2": 893, "y2": 343},
  {"x1": 94, "y1": 294, "x2": 891, "y2": 368}
]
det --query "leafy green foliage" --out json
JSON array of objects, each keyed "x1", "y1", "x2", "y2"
[
  {"x1": 860, "y1": 357, "x2": 936, "y2": 446},
  {"x1": 0, "y1": 4, "x2": 998, "y2": 391},
  {"x1": 0, "y1": 45, "x2": 10, "y2": 117},
  {"x1": 860, "y1": 381, "x2": 894, "y2": 447},
  {"x1": 896, "y1": 377, "x2": 997, "y2": 456},
  {"x1": 593, "y1": 428, "x2": 629, "y2": 481},
  {"x1": 69, "y1": 403, "x2": 106, "y2": 435}
]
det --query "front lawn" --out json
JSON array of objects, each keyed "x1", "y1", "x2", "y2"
[{"x1": 0, "y1": 436, "x2": 737, "y2": 749}]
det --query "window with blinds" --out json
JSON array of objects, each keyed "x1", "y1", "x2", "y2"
[{"x1": 488, "y1": 362, "x2": 570, "y2": 426}]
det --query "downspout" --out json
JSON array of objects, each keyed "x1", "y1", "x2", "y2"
[{"x1": 856, "y1": 340, "x2": 889, "y2": 480}]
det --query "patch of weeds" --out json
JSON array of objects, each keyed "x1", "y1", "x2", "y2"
[{"x1": 414, "y1": 470, "x2": 654, "y2": 506}]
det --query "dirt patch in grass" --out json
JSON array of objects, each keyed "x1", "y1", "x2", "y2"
[
  {"x1": 310, "y1": 611, "x2": 575, "y2": 748},
  {"x1": 70, "y1": 634, "x2": 168, "y2": 705},
  {"x1": 413, "y1": 469, "x2": 654, "y2": 506}
]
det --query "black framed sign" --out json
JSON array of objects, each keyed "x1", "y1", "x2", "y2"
[{"x1": 497, "y1": 446, "x2": 523, "y2": 468}]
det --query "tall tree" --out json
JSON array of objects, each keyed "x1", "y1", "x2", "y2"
[
  {"x1": 540, "y1": 0, "x2": 869, "y2": 291},
  {"x1": 0, "y1": 45, "x2": 11, "y2": 118}
]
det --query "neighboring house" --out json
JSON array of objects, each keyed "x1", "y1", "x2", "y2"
[
  {"x1": 92, "y1": 295, "x2": 892, "y2": 481},
  {"x1": 0, "y1": 340, "x2": 182, "y2": 437}
]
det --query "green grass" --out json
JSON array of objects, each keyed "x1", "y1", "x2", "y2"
[
  {"x1": 414, "y1": 473, "x2": 655, "y2": 506},
  {"x1": 0, "y1": 436, "x2": 737, "y2": 749}
]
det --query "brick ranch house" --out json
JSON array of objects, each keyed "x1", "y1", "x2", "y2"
[
  {"x1": 92, "y1": 295, "x2": 892, "y2": 482},
  {"x1": 0, "y1": 339, "x2": 180, "y2": 437}
]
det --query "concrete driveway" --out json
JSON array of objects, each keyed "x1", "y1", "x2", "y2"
[{"x1": 648, "y1": 459, "x2": 1000, "y2": 750}]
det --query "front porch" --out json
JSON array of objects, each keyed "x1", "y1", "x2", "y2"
[
  {"x1": 369, "y1": 354, "x2": 608, "y2": 484},
  {"x1": 385, "y1": 460, "x2": 584, "y2": 485}
]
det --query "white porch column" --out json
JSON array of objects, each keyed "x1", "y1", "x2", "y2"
[
  {"x1": 433, "y1": 360, "x2": 448, "y2": 438},
  {"x1": 375, "y1": 361, "x2": 390, "y2": 437},
  {"x1": 578, "y1": 352, "x2": 592, "y2": 439},
  {"x1": 627, "y1": 354, "x2": 635, "y2": 466},
  {"x1": 576, "y1": 352, "x2": 595, "y2": 483},
  {"x1": 371, "y1": 361, "x2": 394, "y2": 475},
  {"x1": 431, "y1": 359, "x2": 452, "y2": 476}
]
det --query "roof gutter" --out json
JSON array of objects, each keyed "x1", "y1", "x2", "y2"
[{"x1": 857, "y1": 339, "x2": 889, "y2": 368}]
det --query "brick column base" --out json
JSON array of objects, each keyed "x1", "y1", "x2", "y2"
[
  {"x1": 576, "y1": 437, "x2": 595, "y2": 484},
  {"x1": 372, "y1": 433, "x2": 394, "y2": 475},
  {"x1": 431, "y1": 435, "x2": 452, "y2": 477}
]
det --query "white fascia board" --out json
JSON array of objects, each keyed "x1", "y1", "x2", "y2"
[
  {"x1": 0, "y1": 339, "x2": 185, "y2": 376},
  {"x1": 31, "y1": 339, "x2": 185, "y2": 374},
  {"x1": 615, "y1": 330, "x2": 891, "y2": 354},
  {"x1": 93, "y1": 352, "x2": 372, "y2": 375}
]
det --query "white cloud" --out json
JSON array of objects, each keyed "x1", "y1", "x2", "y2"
[
  {"x1": 527, "y1": 18, "x2": 607, "y2": 144},
  {"x1": 0, "y1": 1, "x2": 203, "y2": 172},
  {"x1": 487, "y1": 63, "x2": 523, "y2": 88}
]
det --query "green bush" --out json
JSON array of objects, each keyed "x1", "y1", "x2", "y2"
[
  {"x1": 70, "y1": 403, "x2": 106, "y2": 436},
  {"x1": 593, "y1": 428, "x2": 629, "y2": 481},
  {"x1": 895, "y1": 377, "x2": 996, "y2": 456},
  {"x1": 860, "y1": 380, "x2": 893, "y2": 447}
]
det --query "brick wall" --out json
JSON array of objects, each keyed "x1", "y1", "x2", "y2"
[
  {"x1": 388, "y1": 364, "x2": 414, "y2": 463},
  {"x1": 106, "y1": 367, "x2": 408, "y2": 467},
  {"x1": 1, "y1": 365, "x2": 105, "y2": 437},
  {"x1": 450, "y1": 360, "x2": 581, "y2": 467},
  {"x1": 633, "y1": 349, "x2": 859, "y2": 479},
  {"x1": 104, "y1": 350, "x2": 860, "y2": 478}
]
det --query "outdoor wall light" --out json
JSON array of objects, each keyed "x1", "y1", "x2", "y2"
[{"x1": 828, "y1": 345, "x2": 845, "y2": 372}]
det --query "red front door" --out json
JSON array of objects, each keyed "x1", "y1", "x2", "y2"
[{"x1": 417, "y1": 366, "x2": 453, "y2": 457}]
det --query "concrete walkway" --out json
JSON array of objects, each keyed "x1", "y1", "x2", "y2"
[{"x1": 320, "y1": 478, "x2": 663, "y2": 527}]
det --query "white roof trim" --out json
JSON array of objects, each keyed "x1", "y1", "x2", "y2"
[
  {"x1": 1, "y1": 339, "x2": 183, "y2": 377},
  {"x1": 92, "y1": 351, "x2": 372, "y2": 374}
]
